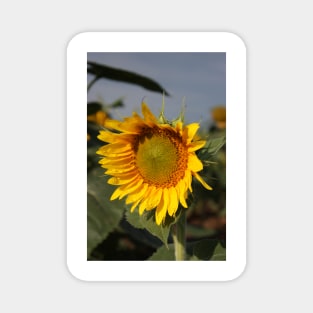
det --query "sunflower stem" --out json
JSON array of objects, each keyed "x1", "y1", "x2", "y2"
[{"x1": 172, "y1": 209, "x2": 186, "y2": 261}]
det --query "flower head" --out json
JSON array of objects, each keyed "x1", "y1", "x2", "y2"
[
  {"x1": 97, "y1": 102, "x2": 212, "y2": 225},
  {"x1": 211, "y1": 106, "x2": 226, "y2": 129}
]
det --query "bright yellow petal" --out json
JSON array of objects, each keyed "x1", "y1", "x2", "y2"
[
  {"x1": 188, "y1": 140, "x2": 206, "y2": 152},
  {"x1": 138, "y1": 186, "x2": 154, "y2": 215},
  {"x1": 105, "y1": 119, "x2": 141, "y2": 133},
  {"x1": 130, "y1": 199, "x2": 141, "y2": 212},
  {"x1": 118, "y1": 178, "x2": 144, "y2": 197},
  {"x1": 146, "y1": 186, "x2": 162, "y2": 210},
  {"x1": 125, "y1": 183, "x2": 148, "y2": 204},
  {"x1": 188, "y1": 153, "x2": 203, "y2": 172},
  {"x1": 104, "y1": 167, "x2": 136, "y2": 175},
  {"x1": 183, "y1": 123, "x2": 200, "y2": 143},
  {"x1": 110, "y1": 178, "x2": 143, "y2": 200},
  {"x1": 99, "y1": 155, "x2": 134, "y2": 166},
  {"x1": 155, "y1": 192, "x2": 168, "y2": 225},
  {"x1": 193, "y1": 172, "x2": 213, "y2": 190},
  {"x1": 167, "y1": 187, "x2": 178, "y2": 216},
  {"x1": 97, "y1": 142, "x2": 132, "y2": 155},
  {"x1": 176, "y1": 179, "x2": 188, "y2": 208},
  {"x1": 107, "y1": 174, "x2": 139, "y2": 186},
  {"x1": 142, "y1": 102, "x2": 157, "y2": 123},
  {"x1": 97, "y1": 130, "x2": 118, "y2": 144}
]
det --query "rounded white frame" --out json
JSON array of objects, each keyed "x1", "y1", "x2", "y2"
[{"x1": 67, "y1": 32, "x2": 246, "y2": 281}]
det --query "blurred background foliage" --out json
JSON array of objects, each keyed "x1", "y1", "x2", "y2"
[{"x1": 87, "y1": 61, "x2": 226, "y2": 261}]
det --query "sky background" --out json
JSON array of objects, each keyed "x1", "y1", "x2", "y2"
[{"x1": 87, "y1": 52, "x2": 226, "y2": 131}]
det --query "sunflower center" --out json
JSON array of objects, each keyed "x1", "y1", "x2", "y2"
[{"x1": 135, "y1": 128, "x2": 187, "y2": 187}]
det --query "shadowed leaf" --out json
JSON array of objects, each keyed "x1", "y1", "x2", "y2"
[
  {"x1": 88, "y1": 61, "x2": 170, "y2": 95},
  {"x1": 126, "y1": 208, "x2": 182, "y2": 248},
  {"x1": 87, "y1": 167, "x2": 125, "y2": 257}
]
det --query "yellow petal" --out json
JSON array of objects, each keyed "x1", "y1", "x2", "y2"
[
  {"x1": 97, "y1": 130, "x2": 118, "y2": 144},
  {"x1": 130, "y1": 199, "x2": 141, "y2": 212},
  {"x1": 176, "y1": 179, "x2": 188, "y2": 208},
  {"x1": 146, "y1": 186, "x2": 162, "y2": 210},
  {"x1": 99, "y1": 155, "x2": 134, "y2": 166},
  {"x1": 188, "y1": 140, "x2": 206, "y2": 152},
  {"x1": 97, "y1": 142, "x2": 132, "y2": 155},
  {"x1": 193, "y1": 172, "x2": 213, "y2": 190},
  {"x1": 107, "y1": 174, "x2": 139, "y2": 186},
  {"x1": 183, "y1": 123, "x2": 199, "y2": 143},
  {"x1": 188, "y1": 153, "x2": 203, "y2": 172},
  {"x1": 125, "y1": 183, "x2": 148, "y2": 204},
  {"x1": 138, "y1": 186, "x2": 154, "y2": 215},
  {"x1": 118, "y1": 178, "x2": 144, "y2": 197},
  {"x1": 105, "y1": 119, "x2": 141, "y2": 133},
  {"x1": 110, "y1": 178, "x2": 143, "y2": 200},
  {"x1": 155, "y1": 192, "x2": 168, "y2": 225},
  {"x1": 167, "y1": 187, "x2": 178, "y2": 216},
  {"x1": 142, "y1": 102, "x2": 157, "y2": 123}
]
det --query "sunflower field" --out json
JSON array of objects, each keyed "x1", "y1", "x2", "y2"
[{"x1": 87, "y1": 61, "x2": 226, "y2": 261}]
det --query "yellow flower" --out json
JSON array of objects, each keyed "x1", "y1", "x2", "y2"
[
  {"x1": 97, "y1": 102, "x2": 212, "y2": 225},
  {"x1": 211, "y1": 106, "x2": 226, "y2": 129},
  {"x1": 87, "y1": 110, "x2": 108, "y2": 126}
]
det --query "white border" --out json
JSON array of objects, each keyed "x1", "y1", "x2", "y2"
[{"x1": 67, "y1": 32, "x2": 246, "y2": 281}]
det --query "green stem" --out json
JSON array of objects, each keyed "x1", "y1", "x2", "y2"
[
  {"x1": 87, "y1": 76, "x2": 99, "y2": 92},
  {"x1": 172, "y1": 209, "x2": 186, "y2": 261}
]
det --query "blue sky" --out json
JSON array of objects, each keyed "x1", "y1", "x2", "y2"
[{"x1": 87, "y1": 52, "x2": 226, "y2": 131}]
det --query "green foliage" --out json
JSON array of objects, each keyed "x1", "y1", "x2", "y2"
[
  {"x1": 88, "y1": 61, "x2": 170, "y2": 95},
  {"x1": 197, "y1": 135, "x2": 226, "y2": 163},
  {"x1": 125, "y1": 208, "x2": 182, "y2": 248},
  {"x1": 86, "y1": 60, "x2": 226, "y2": 261},
  {"x1": 191, "y1": 239, "x2": 226, "y2": 261},
  {"x1": 148, "y1": 244, "x2": 176, "y2": 260},
  {"x1": 148, "y1": 240, "x2": 226, "y2": 261},
  {"x1": 87, "y1": 166, "x2": 125, "y2": 257}
]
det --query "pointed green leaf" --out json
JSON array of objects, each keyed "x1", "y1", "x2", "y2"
[
  {"x1": 87, "y1": 102, "x2": 103, "y2": 115},
  {"x1": 148, "y1": 244, "x2": 176, "y2": 260},
  {"x1": 211, "y1": 242, "x2": 226, "y2": 260},
  {"x1": 125, "y1": 207, "x2": 182, "y2": 247},
  {"x1": 197, "y1": 136, "x2": 226, "y2": 162},
  {"x1": 191, "y1": 239, "x2": 226, "y2": 261},
  {"x1": 87, "y1": 167, "x2": 125, "y2": 257},
  {"x1": 88, "y1": 61, "x2": 170, "y2": 95}
]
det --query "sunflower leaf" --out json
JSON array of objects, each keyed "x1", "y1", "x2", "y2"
[
  {"x1": 125, "y1": 209, "x2": 180, "y2": 248},
  {"x1": 148, "y1": 244, "x2": 176, "y2": 260},
  {"x1": 88, "y1": 61, "x2": 170, "y2": 96},
  {"x1": 197, "y1": 136, "x2": 226, "y2": 162},
  {"x1": 191, "y1": 239, "x2": 226, "y2": 261},
  {"x1": 87, "y1": 167, "x2": 126, "y2": 257}
]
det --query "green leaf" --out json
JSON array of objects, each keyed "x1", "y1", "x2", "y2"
[
  {"x1": 125, "y1": 208, "x2": 182, "y2": 247},
  {"x1": 197, "y1": 136, "x2": 226, "y2": 162},
  {"x1": 88, "y1": 61, "x2": 170, "y2": 96},
  {"x1": 191, "y1": 239, "x2": 226, "y2": 261},
  {"x1": 186, "y1": 224, "x2": 216, "y2": 239},
  {"x1": 211, "y1": 242, "x2": 226, "y2": 260},
  {"x1": 87, "y1": 102, "x2": 103, "y2": 115},
  {"x1": 109, "y1": 97, "x2": 125, "y2": 108},
  {"x1": 87, "y1": 166, "x2": 125, "y2": 257},
  {"x1": 148, "y1": 244, "x2": 176, "y2": 260}
]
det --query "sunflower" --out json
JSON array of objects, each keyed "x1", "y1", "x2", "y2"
[{"x1": 96, "y1": 102, "x2": 212, "y2": 225}]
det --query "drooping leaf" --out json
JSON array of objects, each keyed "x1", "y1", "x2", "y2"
[
  {"x1": 87, "y1": 102, "x2": 103, "y2": 115},
  {"x1": 210, "y1": 242, "x2": 226, "y2": 260},
  {"x1": 148, "y1": 244, "x2": 176, "y2": 260},
  {"x1": 197, "y1": 136, "x2": 226, "y2": 162},
  {"x1": 87, "y1": 166, "x2": 125, "y2": 257},
  {"x1": 87, "y1": 61, "x2": 170, "y2": 96},
  {"x1": 109, "y1": 97, "x2": 125, "y2": 108},
  {"x1": 125, "y1": 207, "x2": 182, "y2": 248},
  {"x1": 191, "y1": 239, "x2": 226, "y2": 261}
]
